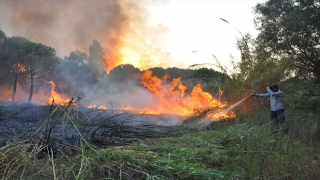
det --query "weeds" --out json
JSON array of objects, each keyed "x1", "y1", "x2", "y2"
[{"x1": 0, "y1": 105, "x2": 319, "y2": 179}]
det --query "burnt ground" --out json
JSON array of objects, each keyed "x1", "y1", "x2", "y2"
[{"x1": 0, "y1": 102, "x2": 187, "y2": 155}]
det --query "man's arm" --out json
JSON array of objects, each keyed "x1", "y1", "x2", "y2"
[{"x1": 252, "y1": 93, "x2": 270, "y2": 97}]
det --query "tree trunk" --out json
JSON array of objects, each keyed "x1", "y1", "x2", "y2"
[
  {"x1": 28, "y1": 72, "x2": 33, "y2": 103},
  {"x1": 11, "y1": 70, "x2": 18, "y2": 102},
  {"x1": 314, "y1": 61, "x2": 320, "y2": 84}
]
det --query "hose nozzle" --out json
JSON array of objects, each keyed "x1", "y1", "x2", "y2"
[{"x1": 251, "y1": 90, "x2": 257, "y2": 95}]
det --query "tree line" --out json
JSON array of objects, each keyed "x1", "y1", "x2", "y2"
[
  {"x1": 0, "y1": 29, "x2": 226, "y2": 103},
  {"x1": 0, "y1": 30, "x2": 107, "y2": 103}
]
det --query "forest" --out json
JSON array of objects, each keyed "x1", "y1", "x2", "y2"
[{"x1": 0, "y1": 31, "x2": 227, "y2": 106}]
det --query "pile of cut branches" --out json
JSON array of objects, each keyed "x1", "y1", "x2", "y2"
[
  {"x1": 0, "y1": 96, "x2": 188, "y2": 156},
  {"x1": 91, "y1": 117, "x2": 186, "y2": 147}
]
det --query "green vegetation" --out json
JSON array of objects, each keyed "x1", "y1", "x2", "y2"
[{"x1": 255, "y1": 0, "x2": 320, "y2": 82}]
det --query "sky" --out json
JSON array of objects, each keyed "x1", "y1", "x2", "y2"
[
  {"x1": 0, "y1": 0, "x2": 268, "y2": 72},
  {"x1": 146, "y1": 0, "x2": 268, "y2": 70}
]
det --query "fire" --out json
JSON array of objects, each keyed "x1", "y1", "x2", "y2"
[
  {"x1": 47, "y1": 81, "x2": 70, "y2": 105},
  {"x1": 47, "y1": 70, "x2": 234, "y2": 121},
  {"x1": 119, "y1": 104, "x2": 135, "y2": 111},
  {"x1": 138, "y1": 109, "x2": 160, "y2": 115},
  {"x1": 17, "y1": 63, "x2": 26, "y2": 73},
  {"x1": 87, "y1": 104, "x2": 107, "y2": 109},
  {"x1": 136, "y1": 71, "x2": 231, "y2": 120}
]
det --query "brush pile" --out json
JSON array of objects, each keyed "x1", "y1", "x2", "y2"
[{"x1": 0, "y1": 98, "x2": 187, "y2": 156}]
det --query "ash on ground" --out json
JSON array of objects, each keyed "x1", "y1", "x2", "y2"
[{"x1": 0, "y1": 102, "x2": 186, "y2": 155}]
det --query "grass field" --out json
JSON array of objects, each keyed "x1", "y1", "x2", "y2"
[{"x1": 1, "y1": 105, "x2": 319, "y2": 179}]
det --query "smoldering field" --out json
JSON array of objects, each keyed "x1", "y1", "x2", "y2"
[
  {"x1": 0, "y1": 53, "x2": 193, "y2": 151},
  {"x1": 0, "y1": 101, "x2": 186, "y2": 154},
  {"x1": 0, "y1": 0, "x2": 221, "y2": 153}
]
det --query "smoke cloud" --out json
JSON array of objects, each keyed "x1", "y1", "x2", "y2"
[
  {"x1": 0, "y1": 0, "x2": 188, "y2": 125},
  {"x1": 0, "y1": 0, "x2": 173, "y2": 71}
]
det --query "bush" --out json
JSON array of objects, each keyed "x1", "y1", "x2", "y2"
[{"x1": 283, "y1": 79, "x2": 320, "y2": 111}]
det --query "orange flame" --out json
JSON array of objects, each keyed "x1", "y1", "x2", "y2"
[
  {"x1": 17, "y1": 63, "x2": 26, "y2": 73},
  {"x1": 47, "y1": 81, "x2": 70, "y2": 105},
  {"x1": 87, "y1": 104, "x2": 107, "y2": 109},
  {"x1": 135, "y1": 71, "x2": 231, "y2": 119}
]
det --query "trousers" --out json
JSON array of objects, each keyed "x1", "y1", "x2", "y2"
[{"x1": 271, "y1": 108, "x2": 285, "y2": 124}]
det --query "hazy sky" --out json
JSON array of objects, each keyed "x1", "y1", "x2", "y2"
[
  {"x1": 147, "y1": 0, "x2": 268, "y2": 70},
  {"x1": 0, "y1": 0, "x2": 268, "y2": 71}
]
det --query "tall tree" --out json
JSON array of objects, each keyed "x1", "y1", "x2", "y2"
[
  {"x1": 0, "y1": 30, "x2": 7, "y2": 85},
  {"x1": 254, "y1": 0, "x2": 320, "y2": 82},
  {"x1": 53, "y1": 58, "x2": 100, "y2": 95},
  {"x1": 88, "y1": 39, "x2": 106, "y2": 74},
  {"x1": 64, "y1": 50, "x2": 88, "y2": 64},
  {"x1": 23, "y1": 42, "x2": 58, "y2": 102}
]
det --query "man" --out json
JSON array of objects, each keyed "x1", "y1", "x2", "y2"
[{"x1": 251, "y1": 85, "x2": 285, "y2": 125}]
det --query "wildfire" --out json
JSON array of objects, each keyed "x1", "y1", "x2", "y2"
[
  {"x1": 48, "y1": 70, "x2": 234, "y2": 121},
  {"x1": 135, "y1": 71, "x2": 231, "y2": 120},
  {"x1": 47, "y1": 81, "x2": 70, "y2": 105}
]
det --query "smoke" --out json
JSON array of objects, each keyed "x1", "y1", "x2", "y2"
[
  {"x1": 0, "y1": 0, "x2": 173, "y2": 71},
  {"x1": 0, "y1": 0, "x2": 187, "y2": 125}
]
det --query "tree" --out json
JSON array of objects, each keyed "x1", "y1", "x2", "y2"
[
  {"x1": 23, "y1": 42, "x2": 58, "y2": 102},
  {"x1": 216, "y1": 33, "x2": 293, "y2": 103},
  {"x1": 0, "y1": 36, "x2": 29, "y2": 101},
  {"x1": 0, "y1": 30, "x2": 6, "y2": 54},
  {"x1": 64, "y1": 50, "x2": 88, "y2": 64},
  {"x1": 0, "y1": 30, "x2": 7, "y2": 85},
  {"x1": 88, "y1": 39, "x2": 106, "y2": 74},
  {"x1": 148, "y1": 67, "x2": 167, "y2": 78},
  {"x1": 9, "y1": 49, "x2": 27, "y2": 101},
  {"x1": 53, "y1": 58, "x2": 100, "y2": 94},
  {"x1": 0, "y1": 35, "x2": 58, "y2": 102},
  {"x1": 108, "y1": 64, "x2": 140, "y2": 83},
  {"x1": 254, "y1": 0, "x2": 320, "y2": 82}
]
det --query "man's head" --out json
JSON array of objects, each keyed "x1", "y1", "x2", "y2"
[{"x1": 270, "y1": 84, "x2": 279, "y2": 92}]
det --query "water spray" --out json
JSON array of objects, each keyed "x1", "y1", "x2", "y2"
[
  {"x1": 183, "y1": 94, "x2": 252, "y2": 126},
  {"x1": 221, "y1": 95, "x2": 251, "y2": 113}
]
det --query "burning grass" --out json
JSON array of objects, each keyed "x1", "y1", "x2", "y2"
[
  {"x1": 0, "y1": 97, "x2": 188, "y2": 153},
  {"x1": 133, "y1": 70, "x2": 230, "y2": 117},
  {"x1": 0, "y1": 97, "x2": 191, "y2": 179},
  {"x1": 1, "y1": 82, "x2": 319, "y2": 179}
]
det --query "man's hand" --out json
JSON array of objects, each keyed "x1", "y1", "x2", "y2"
[
  {"x1": 267, "y1": 86, "x2": 272, "y2": 92},
  {"x1": 251, "y1": 91, "x2": 257, "y2": 96}
]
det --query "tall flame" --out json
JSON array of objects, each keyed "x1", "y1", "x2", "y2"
[{"x1": 47, "y1": 81, "x2": 70, "y2": 105}]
